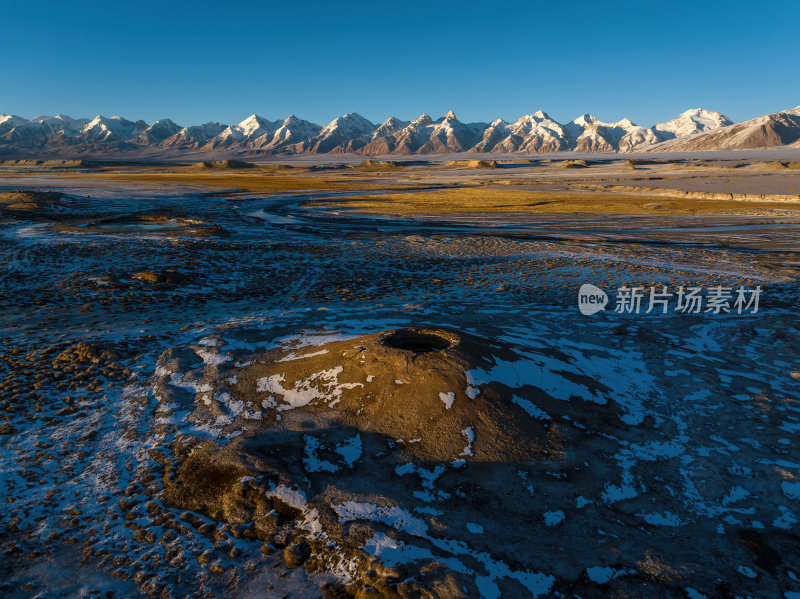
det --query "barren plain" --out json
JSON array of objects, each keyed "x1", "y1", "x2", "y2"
[{"x1": 1, "y1": 155, "x2": 799, "y2": 598}]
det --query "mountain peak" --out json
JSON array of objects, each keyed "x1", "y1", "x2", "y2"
[
  {"x1": 574, "y1": 114, "x2": 598, "y2": 126},
  {"x1": 237, "y1": 114, "x2": 264, "y2": 127},
  {"x1": 343, "y1": 112, "x2": 370, "y2": 122},
  {"x1": 443, "y1": 110, "x2": 457, "y2": 120},
  {"x1": 653, "y1": 108, "x2": 732, "y2": 138},
  {"x1": 412, "y1": 113, "x2": 433, "y2": 126},
  {"x1": 319, "y1": 113, "x2": 375, "y2": 137},
  {"x1": 681, "y1": 108, "x2": 712, "y2": 117},
  {"x1": 235, "y1": 114, "x2": 281, "y2": 138}
]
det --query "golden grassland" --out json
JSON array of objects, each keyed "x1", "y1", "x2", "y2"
[
  {"x1": 1, "y1": 161, "x2": 798, "y2": 216},
  {"x1": 306, "y1": 186, "x2": 800, "y2": 216},
  {"x1": 0, "y1": 164, "x2": 431, "y2": 193}
]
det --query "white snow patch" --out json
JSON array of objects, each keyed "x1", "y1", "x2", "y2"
[
  {"x1": 333, "y1": 501, "x2": 428, "y2": 536},
  {"x1": 194, "y1": 348, "x2": 230, "y2": 366},
  {"x1": 439, "y1": 391, "x2": 455, "y2": 409},
  {"x1": 460, "y1": 427, "x2": 475, "y2": 456},
  {"x1": 277, "y1": 349, "x2": 329, "y2": 362},
  {"x1": 256, "y1": 366, "x2": 362, "y2": 410}
]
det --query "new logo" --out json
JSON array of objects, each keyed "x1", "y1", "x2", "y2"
[{"x1": 578, "y1": 284, "x2": 608, "y2": 315}]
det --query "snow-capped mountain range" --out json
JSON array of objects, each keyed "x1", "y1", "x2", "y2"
[{"x1": 1, "y1": 106, "x2": 799, "y2": 156}]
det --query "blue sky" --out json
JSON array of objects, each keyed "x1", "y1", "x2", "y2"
[{"x1": 3, "y1": 0, "x2": 799, "y2": 127}]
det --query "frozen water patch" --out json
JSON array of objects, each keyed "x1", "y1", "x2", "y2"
[
  {"x1": 781, "y1": 481, "x2": 800, "y2": 500},
  {"x1": 602, "y1": 484, "x2": 638, "y2": 503},
  {"x1": 335, "y1": 434, "x2": 363, "y2": 467},
  {"x1": 543, "y1": 510, "x2": 565, "y2": 526},
  {"x1": 586, "y1": 566, "x2": 629, "y2": 584},
  {"x1": 638, "y1": 511, "x2": 684, "y2": 527},
  {"x1": 303, "y1": 435, "x2": 339, "y2": 473},
  {"x1": 512, "y1": 395, "x2": 551, "y2": 420}
]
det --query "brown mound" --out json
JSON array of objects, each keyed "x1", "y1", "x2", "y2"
[
  {"x1": 756, "y1": 161, "x2": 800, "y2": 170},
  {"x1": 131, "y1": 270, "x2": 188, "y2": 284},
  {"x1": 41, "y1": 159, "x2": 93, "y2": 167},
  {"x1": 561, "y1": 159, "x2": 588, "y2": 169},
  {"x1": 194, "y1": 160, "x2": 256, "y2": 169},
  {"x1": 0, "y1": 190, "x2": 63, "y2": 211},
  {"x1": 443, "y1": 160, "x2": 498, "y2": 169},
  {"x1": 0, "y1": 159, "x2": 95, "y2": 167},
  {"x1": 176, "y1": 328, "x2": 548, "y2": 464},
  {"x1": 353, "y1": 160, "x2": 403, "y2": 170},
  {"x1": 153, "y1": 327, "x2": 624, "y2": 467}
]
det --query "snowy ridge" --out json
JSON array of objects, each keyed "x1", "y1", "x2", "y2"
[
  {"x1": 654, "y1": 108, "x2": 734, "y2": 138},
  {"x1": 161, "y1": 122, "x2": 227, "y2": 148},
  {"x1": 3, "y1": 106, "x2": 799, "y2": 154},
  {"x1": 649, "y1": 106, "x2": 800, "y2": 152}
]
